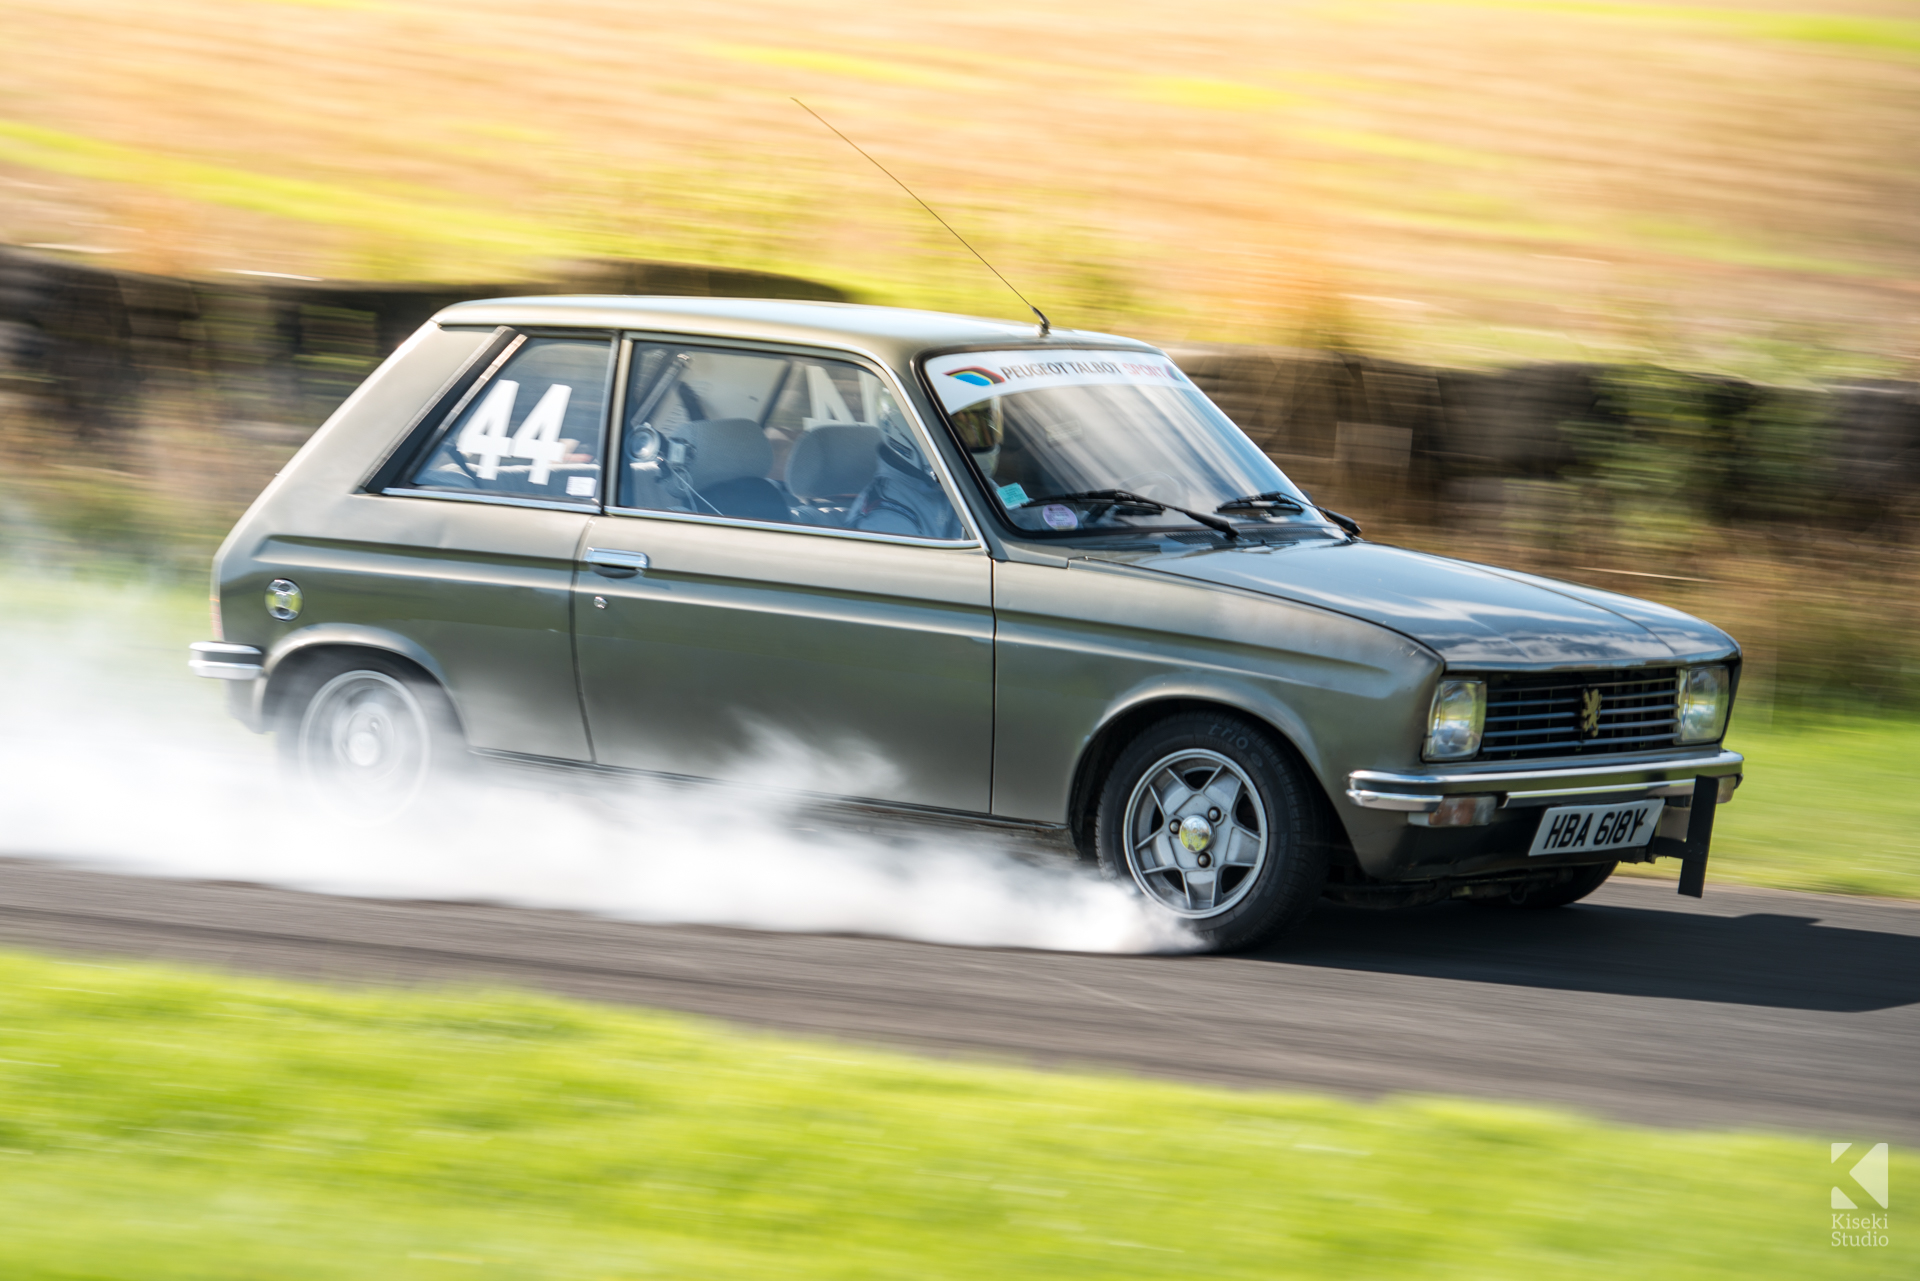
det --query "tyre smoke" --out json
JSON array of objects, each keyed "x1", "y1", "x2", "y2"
[{"x1": 0, "y1": 581, "x2": 1195, "y2": 954}]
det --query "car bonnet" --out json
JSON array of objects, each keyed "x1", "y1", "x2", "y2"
[{"x1": 1076, "y1": 539, "x2": 1737, "y2": 667}]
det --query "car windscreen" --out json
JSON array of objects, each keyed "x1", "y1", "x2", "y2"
[{"x1": 923, "y1": 348, "x2": 1328, "y2": 537}]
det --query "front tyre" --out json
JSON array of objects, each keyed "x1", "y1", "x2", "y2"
[
  {"x1": 1095, "y1": 712, "x2": 1329, "y2": 952},
  {"x1": 276, "y1": 652, "x2": 464, "y2": 825}
]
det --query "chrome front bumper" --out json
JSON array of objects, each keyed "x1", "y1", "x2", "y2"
[
  {"x1": 188, "y1": 641, "x2": 264, "y2": 681},
  {"x1": 1346, "y1": 748, "x2": 1744, "y2": 813}
]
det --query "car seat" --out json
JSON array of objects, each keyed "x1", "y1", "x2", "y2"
[
  {"x1": 670, "y1": 418, "x2": 790, "y2": 521},
  {"x1": 785, "y1": 423, "x2": 882, "y2": 504}
]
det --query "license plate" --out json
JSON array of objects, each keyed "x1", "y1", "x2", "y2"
[{"x1": 1528, "y1": 799, "x2": 1665, "y2": 857}]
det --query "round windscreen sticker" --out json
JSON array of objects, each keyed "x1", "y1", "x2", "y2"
[{"x1": 1041, "y1": 503, "x2": 1079, "y2": 530}]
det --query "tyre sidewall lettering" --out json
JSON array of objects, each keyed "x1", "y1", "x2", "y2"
[{"x1": 1205, "y1": 723, "x2": 1253, "y2": 753}]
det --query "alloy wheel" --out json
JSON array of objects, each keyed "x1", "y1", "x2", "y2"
[{"x1": 1122, "y1": 748, "x2": 1269, "y2": 916}]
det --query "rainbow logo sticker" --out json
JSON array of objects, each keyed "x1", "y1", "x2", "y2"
[{"x1": 946, "y1": 366, "x2": 1005, "y2": 387}]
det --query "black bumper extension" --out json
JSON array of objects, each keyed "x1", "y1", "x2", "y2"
[{"x1": 1650, "y1": 774, "x2": 1718, "y2": 898}]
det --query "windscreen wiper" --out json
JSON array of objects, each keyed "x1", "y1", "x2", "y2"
[
  {"x1": 1021, "y1": 489, "x2": 1238, "y2": 539},
  {"x1": 1215, "y1": 490, "x2": 1308, "y2": 515},
  {"x1": 1316, "y1": 507, "x2": 1363, "y2": 538},
  {"x1": 1223, "y1": 489, "x2": 1363, "y2": 539}
]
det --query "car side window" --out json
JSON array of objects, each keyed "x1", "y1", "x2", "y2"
[
  {"x1": 618, "y1": 344, "x2": 965, "y2": 540},
  {"x1": 410, "y1": 335, "x2": 613, "y2": 504}
]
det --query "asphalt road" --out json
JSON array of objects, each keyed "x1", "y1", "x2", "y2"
[{"x1": 1, "y1": 855, "x2": 1914, "y2": 1140}]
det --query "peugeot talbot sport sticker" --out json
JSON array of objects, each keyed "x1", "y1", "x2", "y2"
[{"x1": 925, "y1": 349, "x2": 1191, "y2": 411}]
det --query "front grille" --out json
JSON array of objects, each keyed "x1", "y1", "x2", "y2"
[{"x1": 1478, "y1": 667, "x2": 1679, "y2": 761}]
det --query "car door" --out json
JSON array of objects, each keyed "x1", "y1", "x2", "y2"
[
  {"x1": 312, "y1": 328, "x2": 615, "y2": 760},
  {"x1": 572, "y1": 338, "x2": 994, "y2": 812}
]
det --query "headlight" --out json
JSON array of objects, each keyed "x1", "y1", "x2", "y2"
[
  {"x1": 1676, "y1": 665, "x2": 1731, "y2": 743},
  {"x1": 1424, "y1": 679, "x2": 1485, "y2": 761}
]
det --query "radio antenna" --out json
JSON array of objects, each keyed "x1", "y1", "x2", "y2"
[{"x1": 794, "y1": 98, "x2": 1051, "y2": 337}]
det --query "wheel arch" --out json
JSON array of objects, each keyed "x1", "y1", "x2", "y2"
[
  {"x1": 1064, "y1": 691, "x2": 1348, "y2": 859},
  {"x1": 260, "y1": 626, "x2": 462, "y2": 735}
]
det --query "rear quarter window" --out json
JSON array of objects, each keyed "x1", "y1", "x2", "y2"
[{"x1": 408, "y1": 335, "x2": 615, "y2": 505}]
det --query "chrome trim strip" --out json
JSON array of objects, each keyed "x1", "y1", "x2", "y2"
[
  {"x1": 599, "y1": 505, "x2": 982, "y2": 550},
  {"x1": 188, "y1": 642, "x2": 264, "y2": 681},
  {"x1": 1346, "y1": 789, "x2": 1441, "y2": 813},
  {"x1": 191, "y1": 642, "x2": 264, "y2": 658},
  {"x1": 1441, "y1": 648, "x2": 1740, "y2": 674},
  {"x1": 1344, "y1": 750, "x2": 1744, "y2": 809},
  {"x1": 1351, "y1": 749, "x2": 1743, "y2": 790},
  {"x1": 191, "y1": 661, "x2": 266, "y2": 681},
  {"x1": 1346, "y1": 781, "x2": 1705, "y2": 811},
  {"x1": 1500, "y1": 782, "x2": 1677, "y2": 807},
  {"x1": 380, "y1": 487, "x2": 598, "y2": 514},
  {"x1": 1504, "y1": 780, "x2": 1716, "y2": 802}
]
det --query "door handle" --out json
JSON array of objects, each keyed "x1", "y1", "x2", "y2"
[{"x1": 583, "y1": 547, "x2": 650, "y2": 578}]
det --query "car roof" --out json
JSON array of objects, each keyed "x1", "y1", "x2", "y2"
[{"x1": 430, "y1": 295, "x2": 1160, "y2": 366}]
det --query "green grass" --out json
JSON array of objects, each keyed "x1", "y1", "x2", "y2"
[
  {"x1": 1619, "y1": 713, "x2": 1920, "y2": 899},
  {"x1": 0, "y1": 947, "x2": 1910, "y2": 1280}
]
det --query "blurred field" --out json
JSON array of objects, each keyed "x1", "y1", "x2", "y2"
[
  {"x1": 1, "y1": 0, "x2": 1917, "y2": 371},
  {"x1": 0, "y1": 946, "x2": 1909, "y2": 1280},
  {"x1": 4, "y1": 0, "x2": 1919, "y2": 712}
]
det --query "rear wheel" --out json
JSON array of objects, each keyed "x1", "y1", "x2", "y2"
[
  {"x1": 1095, "y1": 711, "x2": 1328, "y2": 952},
  {"x1": 275, "y1": 652, "x2": 464, "y2": 825}
]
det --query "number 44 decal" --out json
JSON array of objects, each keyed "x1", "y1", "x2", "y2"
[{"x1": 456, "y1": 380, "x2": 573, "y2": 484}]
